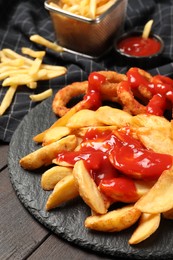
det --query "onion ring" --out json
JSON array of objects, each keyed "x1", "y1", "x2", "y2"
[{"x1": 52, "y1": 71, "x2": 127, "y2": 117}]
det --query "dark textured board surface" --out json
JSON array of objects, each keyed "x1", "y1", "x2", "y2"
[{"x1": 8, "y1": 97, "x2": 173, "y2": 260}]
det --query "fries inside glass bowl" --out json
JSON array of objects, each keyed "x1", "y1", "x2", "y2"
[{"x1": 19, "y1": 68, "x2": 173, "y2": 245}]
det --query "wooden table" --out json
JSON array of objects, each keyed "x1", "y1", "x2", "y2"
[{"x1": 0, "y1": 141, "x2": 119, "y2": 260}]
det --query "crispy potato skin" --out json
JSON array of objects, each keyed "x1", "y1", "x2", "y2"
[
  {"x1": 20, "y1": 135, "x2": 77, "y2": 170},
  {"x1": 85, "y1": 205, "x2": 141, "y2": 232}
]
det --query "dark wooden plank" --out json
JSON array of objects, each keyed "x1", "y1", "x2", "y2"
[
  {"x1": 0, "y1": 167, "x2": 49, "y2": 260},
  {"x1": 0, "y1": 142, "x2": 8, "y2": 169},
  {"x1": 28, "y1": 233, "x2": 114, "y2": 260}
]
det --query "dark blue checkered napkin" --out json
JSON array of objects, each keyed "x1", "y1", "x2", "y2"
[{"x1": 0, "y1": 0, "x2": 173, "y2": 143}]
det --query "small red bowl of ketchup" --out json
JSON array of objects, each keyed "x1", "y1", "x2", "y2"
[{"x1": 114, "y1": 30, "x2": 164, "y2": 69}]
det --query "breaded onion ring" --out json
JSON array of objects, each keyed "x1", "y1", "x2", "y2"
[{"x1": 52, "y1": 71, "x2": 127, "y2": 117}]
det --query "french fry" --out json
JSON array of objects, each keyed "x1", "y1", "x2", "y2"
[
  {"x1": 21, "y1": 47, "x2": 46, "y2": 58},
  {"x1": 0, "y1": 37, "x2": 67, "y2": 116},
  {"x1": 30, "y1": 34, "x2": 64, "y2": 53},
  {"x1": 29, "y1": 57, "x2": 43, "y2": 76},
  {"x1": 46, "y1": 174, "x2": 79, "y2": 210},
  {"x1": 85, "y1": 205, "x2": 141, "y2": 232},
  {"x1": 142, "y1": 19, "x2": 154, "y2": 39},
  {"x1": 41, "y1": 165, "x2": 73, "y2": 190},
  {"x1": 73, "y1": 160, "x2": 107, "y2": 215},
  {"x1": 29, "y1": 89, "x2": 53, "y2": 102},
  {"x1": 129, "y1": 213, "x2": 160, "y2": 244},
  {"x1": 20, "y1": 135, "x2": 77, "y2": 170},
  {"x1": 96, "y1": 0, "x2": 117, "y2": 15},
  {"x1": 53, "y1": 0, "x2": 116, "y2": 18},
  {"x1": 89, "y1": 0, "x2": 97, "y2": 18},
  {"x1": 0, "y1": 85, "x2": 18, "y2": 116}
]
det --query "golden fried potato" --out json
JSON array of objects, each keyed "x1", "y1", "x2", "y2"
[
  {"x1": 41, "y1": 165, "x2": 73, "y2": 190},
  {"x1": 135, "y1": 167, "x2": 173, "y2": 214},
  {"x1": 74, "y1": 125, "x2": 118, "y2": 137},
  {"x1": 73, "y1": 160, "x2": 107, "y2": 214},
  {"x1": 129, "y1": 213, "x2": 160, "y2": 244},
  {"x1": 46, "y1": 174, "x2": 79, "y2": 210},
  {"x1": 95, "y1": 106, "x2": 132, "y2": 126},
  {"x1": 130, "y1": 114, "x2": 171, "y2": 130},
  {"x1": 137, "y1": 128, "x2": 173, "y2": 155},
  {"x1": 66, "y1": 109, "x2": 103, "y2": 128},
  {"x1": 42, "y1": 126, "x2": 71, "y2": 146},
  {"x1": 20, "y1": 135, "x2": 77, "y2": 170},
  {"x1": 85, "y1": 205, "x2": 141, "y2": 232}
]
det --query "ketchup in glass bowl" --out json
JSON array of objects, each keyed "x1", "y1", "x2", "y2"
[{"x1": 114, "y1": 30, "x2": 164, "y2": 69}]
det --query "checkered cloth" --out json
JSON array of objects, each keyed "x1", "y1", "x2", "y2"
[{"x1": 0, "y1": 0, "x2": 173, "y2": 143}]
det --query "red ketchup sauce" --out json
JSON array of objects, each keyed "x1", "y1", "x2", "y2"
[
  {"x1": 117, "y1": 36, "x2": 161, "y2": 57},
  {"x1": 56, "y1": 128, "x2": 172, "y2": 202},
  {"x1": 83, "y1": 72, "x2": 106, "y2": 110},
  {"x1": 127, "y1": 67, "x2": 173, "y2": 116}
]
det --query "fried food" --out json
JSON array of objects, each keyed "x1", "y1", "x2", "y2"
[
  {"x1": 85, "y1": 205, "x2": 141, "y2": 232},
  {"x1": 135, "y1": 167, "x2": 173, "y2": 214},
  {"x1": 41, "y1": 165, "x2": 73, "y2": 190},
  {"x1": 20, "y1": 135, "x2": 77, "y2": 170},
  {"x1": 50, "y1": 0, "x2": 117, "y2": 19},
  {"x1": 20, "y1": 68, "x2": 173, "y2": 246},
  {"x1": 129, "y1": 212, "x2": 160, "y2": 244},
  {"x1": 46, "y1": 174, "x2": 79, "y2": 210},
  {"x1": 73, "y1": 160, "x2": 107, "y2": 214},
  {"x1": 52, "y1": 70, "x2": 126, "y2": 117},
  {"x1": 0, "y1": 35, "x2": 67, "y2": 116}
]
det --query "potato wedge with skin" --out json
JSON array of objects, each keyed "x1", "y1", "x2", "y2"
[
  {"x1": 74, "y1": 125, "x2": 118, "y2": 138},
  {"x1": 33, "y1": 105, "x2": 79, "y2": 143},
  {"x1": 41, "y1": 165, "x2": 73, "y2": 190},
  {"x1": 95, "y1": 106, "x2": 132, "y2": 126},
  {"x1": 20, "y1": 135, "x2": 77, "y2": 170},
  {"x1": 85, "y1": 205, "x2": 141, "y2": 232},
  {"x1": 130, "y1": 114, "x2": 171, "y2": 131},
  {"x1": 42, "y1": 126, "x2": 71, "y2": 146},
  {"x1": 135, "y1": 167, "x2": 173, "y2": 214},
  {"x1": 73, "y1": 160, "x2": 107, "y2": 215},
  {"x1": 66, "y1": 109, "x2": 103, "y2": 128},
  {"x1": 137, "y1": 128, "x2": 173, "y2": 155},
  {"x1": 129, "y1": 213, "x2": 160, "y2": 245},
  {"x1": 52, "y1": 158, "x2": 74, "y2": 167},
  {"x1": 46, "y1": 174, "x2": 79, "y2": 210}
]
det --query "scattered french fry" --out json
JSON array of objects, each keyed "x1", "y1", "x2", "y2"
[
  {"x1": 0, "y1": 85, "x2": 17, "y2": 115},
  {"x1": 30, "y1": 34, "x2": 64, "y2": 52},
  {"x1": 21, "y1": 47, "x2": 46, "y2": 58},
  {"x1": 0, "y1": 35, "x2": 67, "y2": 116},
  {"x1": 30, "y1": 89, "x2": 53, "y2": 102}
]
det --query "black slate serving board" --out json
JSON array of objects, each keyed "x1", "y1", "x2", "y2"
[{"x1": 8, "y1": 97, "x2": 173, "y2": 260}]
